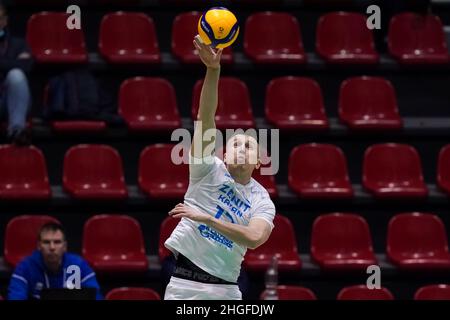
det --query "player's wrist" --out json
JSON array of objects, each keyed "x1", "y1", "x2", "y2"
[
  {"x1": 204, "y1": 214, "x2": 214, "y2": 224},
  {"x1": 207, "y1": 65, "x2": 220, "y2": 70}
]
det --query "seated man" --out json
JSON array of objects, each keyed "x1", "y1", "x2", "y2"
[
  {"x1": 7, "y1": 223, "x2": 103, "y2": 300},
  {"x1": 0, "y1": 1, "x2": 32, "y2": 145}
]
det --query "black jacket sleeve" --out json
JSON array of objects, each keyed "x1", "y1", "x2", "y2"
[{"x1": 0, "y1": 36, "x2": 34, "y2": 73}]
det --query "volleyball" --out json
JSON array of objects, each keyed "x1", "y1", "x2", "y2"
[{"x1": 197, "y1": 7, "x2": 239, "y2": 49}]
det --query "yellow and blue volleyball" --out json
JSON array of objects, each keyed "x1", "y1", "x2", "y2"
[{"x1": 198, "y1": 7, "x2": 239, "y2": 49}]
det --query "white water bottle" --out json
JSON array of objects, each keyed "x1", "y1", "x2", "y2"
[{"x1": 264, "y1": 255, "x2": 278, "y2": 300}]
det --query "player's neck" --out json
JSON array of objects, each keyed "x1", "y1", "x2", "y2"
[{"x1": 228, "y1": 167, "x2": 252, "y2": 186}]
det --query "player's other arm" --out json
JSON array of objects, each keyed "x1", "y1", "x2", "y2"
[
  {"x1": 169, "y1": 204, "x2": 272, "y2": 249},
  {"x1": 207, "y1": 217, "x2": 272, "y2": 249},
  {"x1": 190, "y1": 36, "x2": 223, "y2": 159}
]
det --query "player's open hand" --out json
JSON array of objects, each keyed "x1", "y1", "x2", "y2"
[
  {"x1": 193, "y1": 35, "x2": 223, "y2": 69},
  {"x1": 169, "y1": 203, "x2": 211, "y2": 223}
]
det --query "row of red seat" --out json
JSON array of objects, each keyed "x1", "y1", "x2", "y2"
[
  {"x1": 0, "y1": 142, "x2": 449, "y2": 200},
  {"x1": 107, "y1": 283, "x2": 450, "y2": 300},
  {"x1": 4, "y1": 212, "x2": 450, "y2": 273},
  {"x1": 262, "y1": 284, "x2": 450, "y2": 300},
  {"x1": 288, "y1": 142, "x2": 450, "y2": 199},
  {"x1": 42, "y1": 76, "x2": 406, "y2": 133},
  {"x1": 248, "y1": 212, "x2": 450, "y2": 272},
  {"x1": 2, "y1": 284, "x2": 450, "y2": 300},
  {"x1": 26, "y1": 11, "x2": 449, "y2": 64},
  {"x1": 105, "y1": 287, "x2": 160, "y2": 300}
]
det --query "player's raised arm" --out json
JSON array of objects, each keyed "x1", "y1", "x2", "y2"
[{"x1": 190, "y1": 35, "x2": 223, "y2": 159}]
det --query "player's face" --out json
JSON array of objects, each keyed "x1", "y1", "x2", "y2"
[
  {"x1": 224, "y1": 134, "x2": 261, "y2": 170},
  {"x1": 38, "y1": 230, "x2": 67, "y2": 266}
]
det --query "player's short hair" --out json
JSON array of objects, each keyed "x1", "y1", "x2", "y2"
[{"x1": 38, "y1": 223, "x2": 67, "y2": 242}]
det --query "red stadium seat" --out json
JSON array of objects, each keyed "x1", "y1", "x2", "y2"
[
  {"x1": 244, "y1": 12, "x2": 306, "y2": 64},
  {"x1": 260, "y1": 285, "x2": 317, "y2": 300},
  {"x1": 99, "y1": 12, "x2": 160, "y2": 64},
  {"x1": 339, "y1": 77, "x2": 402, "y2": 130},
  {"x1": 363, "y1": 143, "x2": 428, "y2": 198},
  {"x1": 139, "y1": 144, "x2": 189, "y2": 199},
  {"x1": 243, "y1": 214, "x2": 301, "y2": 272},
  {"x1": 63, "y1": 145, "x2": 127, "y2": 199},
  {"x1": 215, "y1": 147, "x2": 278, "y2": 199},
  {"x1": 316, "y1": 12, "x2": 379, "y2": 64},
  {"x1": 119, "y1": 77, "x2": 181, "y2": 131},
  {"x1": 27, "y1": 12, "x2": 87, "y2": 63},
  {"x1": 192, "y1": 77, "x2": 255, "y2": 129},
  {"x1": 337, "y1": 285, "x2": 394, "y2": 300},
  {"x1": 388, "y1": 13, "x2": 449, "y2": 64},
  {"x1": 311, "y1": 213, "x2": 377, "y2": 270},
  {"x1": 288, "y1": 144, "x2": 353, "y2": 199},
  {"x1": 172, "y1": 12, "x2": 233, "y2": 64},
  {"x1": 265, "y1": 77, "x2": 329, "y2": 130},
  {"x1": 83, "y1": 215, "x2": 148, "y2": 272},
  {"x1": 414, "y1": 284, "x2": 450, "y2": 300},
  {"x1": 251, "y1": 170, "x2": 278, "y2": 199},
  {"x1": 50, "y1": 121, "x2": 107, "y2": 132},
  {"x1": 4, "y1": 215, "x2": 60, "y2": 267},
  {"x1": 159, "y1": 216, "x2": 180, "y2": 262},
  {"x1": 43, "y1": 85, "x2": 107, "y2": 133},
  {"x1": 0, "y1": 145, "x2": 51, "y2": 200},
  {"x1": 437, "y1": 145, "x2": 450, "y2": 196},
  {"x1": 387, "y1": 213, "x2": 450, "y2": 270},
  {"x1": 106, "y1": 287, "x2": 161, "y2": 300}
]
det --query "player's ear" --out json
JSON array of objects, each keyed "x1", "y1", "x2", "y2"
[{"x1": 255, "y1": 157, "x2": 261, "y2": 170}]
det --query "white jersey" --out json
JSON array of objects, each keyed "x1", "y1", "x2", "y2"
[{"x1": 165, "y1": 154, "x2": 276, "y2": 283}]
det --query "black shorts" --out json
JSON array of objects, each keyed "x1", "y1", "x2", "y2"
[{"x1": 172, "y1": 254, "x2": 237, "y2": 285}]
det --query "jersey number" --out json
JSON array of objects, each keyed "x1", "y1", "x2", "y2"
[{"x1": 214, "y1": 205, "x2": 235, "y2": 224}]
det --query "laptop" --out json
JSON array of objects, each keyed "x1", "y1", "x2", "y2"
[{"x1": 40, "y1": 288, "x2": 97, "y2": 300}]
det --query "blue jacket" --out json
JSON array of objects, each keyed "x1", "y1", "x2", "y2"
[{"x1": 7, "y1": 250, "x2": 103, "y2": 300}]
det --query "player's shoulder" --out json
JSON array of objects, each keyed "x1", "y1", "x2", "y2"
[
  {"x1": 214, "y1": 155, "x2": 226, "y2": 166},
  {"x1": 190, "y1": 154, "x2": 223, "y2": 168},
  {"x1": 188, "y1": 154, "x2": 223, "y2": 180},
  {"x1": 211, "y1": 156, "x2": 229, "y2": 175},
  {"x1": 249, "y1": 177, "x2": 267, "y2": 192},
  {"x1": 249, "y1": 178, "x2": 273, "y2": 202}
]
